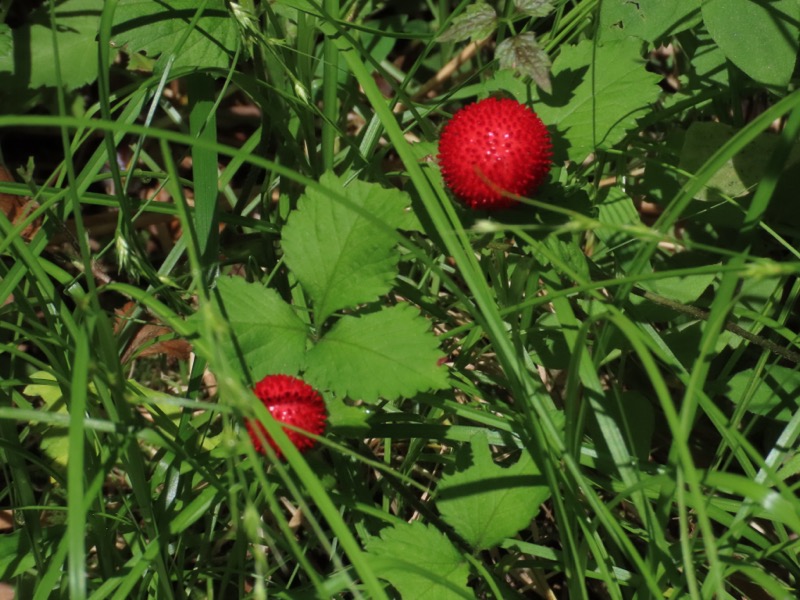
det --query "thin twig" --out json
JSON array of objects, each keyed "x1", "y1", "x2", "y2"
[{"x1": 635, "y1": 289, "x2": 800, "y2": 365}]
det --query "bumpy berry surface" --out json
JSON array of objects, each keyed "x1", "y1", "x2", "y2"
[
  {"x1": 246, "y1": 375, "x2": 327, "y2": 457},
  {"x1": 438, "y1": 97, "x2": 552, "y2": 209}
]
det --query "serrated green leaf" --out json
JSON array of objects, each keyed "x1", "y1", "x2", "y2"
[
  {"x1": 438, "y1": 2, "x2": 497, "y2": 43},
  {"x1": 303, "y1": 304, "x2": 448, "y2": 402},
  {"x1": 496, "y1": 33, "x2": 552, "y2": 93},
  {"x1": 535, "y1": 39, "x2": 661, "y2": 164},
  {"x1": 437, "y1": 432, "x2": 550, "y2": 550},
  {"x1": 365, "y1": 521, "x2": 473, "y2": 600},
  {"x1": 203, "y1": 277, "x2": 309, "y2": 379},
  {"x1": 111, "y1": 0, "x2": 237, "y2": 72},
  {"x1": 282, "y1": 172, "x2": 411, "y2": 324},
  {"x1": 702, "y1": 0, "x2": 799, "y2": 88},
  {"x1": 724, "y1": 366, "x2": 800, "y2": 422},
  {"x1": 0, "y1": 0, "x2": 102, "y2": 90},
  {"x1": 597, "y1": 0, "x2": 698, "y2": 43},
  {"x1": 514, "y1": 0, "x2": 554, "y2": 18}
]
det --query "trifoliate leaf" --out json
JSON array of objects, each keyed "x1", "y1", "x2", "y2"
[
  {"x1": 437, "y1": 432, "x2": 550, "y2": 550},
  {"x1": 534, "y1": 39, "x2": 661, "y2": 163},
  {"x1": 496, "y1": 33, "x2": 552, "y2": 93},
  {"x1": 438, "y1": 2, "x2": 497, "y2": 43},
  {"x1": 515, "y1": 0, "x2": 554, "y2": 18},
  {"x1": 203, "y1": 277, "x2": 309, "y2": 379},
  {"x1": 0, "y1": 0, "x2": 102, "y2": 90},
  {"x1": 365, "y1": 521, "x2": 473, "y2": 600},
  {"x1": 111, "y1": 0, "x2": 237, "y2": 72},
  {"x1": 303, "y1": 304, "x2": 448, "y2": 402},
  {"x1": 282, "y1": 172, "x2": 411, "y2": 324},
  {"x1": 703, "y1": 0, "x2": 799, "y2": 89}
]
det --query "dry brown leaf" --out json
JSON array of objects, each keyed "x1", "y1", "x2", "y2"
[
  {"x1": 0, "y1": 510, "x2": 14, "y2": 532},
  {"x1": 115, "y1": 301, "x2": 192, "y2": 363},
  {"x1": 0, "y1": 166, "x2": 42, "y2": 242}
]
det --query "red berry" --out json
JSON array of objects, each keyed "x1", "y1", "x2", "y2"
[
  {"x1": 438, "y1": 97, "x2": 552, "y2": 210},
  {"x1": 246, "y1": 375, "x2": 327, "y2": 457}
]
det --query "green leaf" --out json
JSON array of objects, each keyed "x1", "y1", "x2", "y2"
[
  {"x1": 0, "y1": 0, "x2": 103, "y2": 90},
  {"x1": 534, "y1": 39, "x2": 661, "y2": 164},
  {"x1": 496, "y1": 33, "x2": 552, "y2": 94},
  {"x1": 438, "y1": 2, "x2": 497, "y2": 43},
  {"x1": 326, "y1": 400, "x2": 373, "y2": 436},
  {"x1": 365, "y1": 521, "x2": 473, "y2": 600},
  {"x1": 436, "y1": 432, "x2": 550, "y2": 550},
  {"x1": 303, "y1": 304, "x2": 448, "y2": 402},
  {"x1": 0, "y1": 24, "x2": 11, "y2": 62},
  {"x1": 24, "y1": 371, "x2": 69, "y2": 469},
  {"x1": 702, "y1": 0, "x2": 800, "y2": 88},
  {"x1": 679, "y1": 121, "x2": 800, "y2": 202},
  {"x1": 680, "y1": 28, "x2": 730, "y2": 88},
  {"x1": 111, "y1": 0, "x2": 237, "y2": 72},
  {"x1": 205, "y1": 277, "x2": 309, "y2": 379},
  {"x1": 514, "y1": 0, "x2": 554, "y2": 18},
  {"x1": 597, "y1": 0, "x2": 699, "y2": 43},
  {"x1": 594, "y1": 187, "x2": 646, "y2": 270},
  {"x1": 281, "y1": 172, "x2": 411, "y2": 324},
  {"x1": 724, "y1": 365, "x2": 800, "y2": 422},
  {"x1": 641, "y1": 253, "x2": 718, "y2": 306}
]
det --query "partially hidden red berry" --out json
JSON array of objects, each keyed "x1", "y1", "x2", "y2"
[
  {"x1": 246, "y1": 375, "x2": 327, "y2": 458},
  {"x1": 438, "y1": 97, "x2": 552, "y2": 210}
]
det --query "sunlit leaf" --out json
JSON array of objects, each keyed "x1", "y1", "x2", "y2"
[
  {"x1": 365, "y1": 521, "x2": 472, "y2": 599},
  {"x1": 303, "y1": 304, "x2": 448, "y2": 402},
  {"x1": 437, "y1": 432, "x2": 550, "y2": 550},
  {"x1": 281, "y1": 172, "x2": 411, "y2": 324}
]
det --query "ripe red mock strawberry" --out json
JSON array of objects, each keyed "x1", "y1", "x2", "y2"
[
  {"x1": 438, "y1": 97, "x2": 552, "y2": 210},
  {"x1": 246, "y1": 375, "x2": 327, "y2": 457}
]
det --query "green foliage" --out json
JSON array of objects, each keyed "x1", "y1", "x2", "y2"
[
  {"x1": 0, "y1": 0, "x2": 102, "y2": 90},
  {"x1": 201, "y1": 173, "x2": 448, "y2": 402},
  {"x1": 3, "y1": 0, "x2": 800, "y2": 597},
  {"x1": 282, "y1": 172, "x2": 411, "y2": 325},
  {"x1": 304, "y1": 305, "x2": 449, "y2": 401},
  {"x1": 23, "y1": 372, "x2": 69, "y2": 470},
  {"x1": 702, "y1": 0, "x2": 800, "y2": 89},
  {"x1": 366, "y1": 521, "x2": 472, "y2": 599},
  {"x1": 496, "y1": 32, "x2": 552, "y2": 94},
  {"x1": 438, "y1": 0, "x2": 553, "y2": 92},
  {"x1": 534, "y1": 38, "x2": 663, "y2": 163},
  {"x1": 209, "y1": 277, "x2": 309, "y2": 378},
  {"x1": 597, "y1": 0, "x2": 698, "y2": 43},
  {"x1": 438, "y1": 2, "x2": 498, "y2": 43},
  {"x1": 436, "y1": 433, "x2": 550, "y2": 550},
  {"x1": 679, "y1": 121, "x2": 800, "y2": 201},
  {"x1": 515, "y1": 0, "x2": 554, "y2": 19},
  {"x1": 111, "y1": 0, "x2": 238, "y2": 72},
  {"x1": 724, "y1": 365, "x2": 800, "y2": 421}
]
